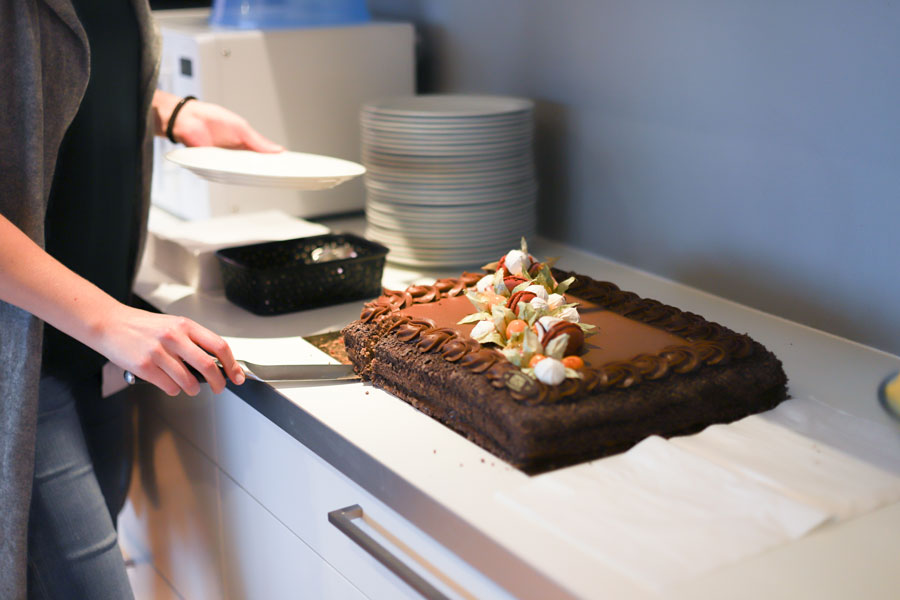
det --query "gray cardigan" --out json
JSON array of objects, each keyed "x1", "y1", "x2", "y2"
[{"x1": 0, "y1": 1, "x2": 159, "y2": 596}]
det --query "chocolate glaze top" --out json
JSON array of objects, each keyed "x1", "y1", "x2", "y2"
[{"x1": 358, "y1": 269, "x2": 756, "y2": 405}]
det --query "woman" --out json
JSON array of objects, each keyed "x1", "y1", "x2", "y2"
[{"x1": 1, "y1": 1, "x2": 280, "y2": 597}]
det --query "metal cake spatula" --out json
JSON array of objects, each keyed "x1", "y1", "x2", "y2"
[
  {"x1": 124, "y1": 360, "x2": 358, "y2": 385},
  {"x1": 230, "y1": 360, "x2": 358, "y2": 382},
  {"x1": 124, "y1": 330, "x2": 358, "y2": 385}
]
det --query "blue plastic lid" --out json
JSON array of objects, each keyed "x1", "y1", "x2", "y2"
[{"x1": 210, "y1": 0, "x2": 370, "y2": 30}]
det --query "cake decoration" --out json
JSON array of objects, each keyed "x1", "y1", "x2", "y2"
[
  {"x1": 458, "y1": 239, "x2": 597, "y2": 382},
  {"x1": 342, "y1": 239, "x2": 788, "y2": 473}
]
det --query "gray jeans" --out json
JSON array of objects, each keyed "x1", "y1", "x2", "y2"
[{"x1": 27, "y1": 374, "x2": 133, "y2": 599}]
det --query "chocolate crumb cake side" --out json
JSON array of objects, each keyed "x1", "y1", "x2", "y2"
[{"x1": 342, "y1": 249, "x2": 788, "y2": 474}]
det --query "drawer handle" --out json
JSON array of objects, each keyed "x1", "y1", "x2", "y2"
[{"x1": 328, "y1": 504, "x2": 452, "y2": 600}]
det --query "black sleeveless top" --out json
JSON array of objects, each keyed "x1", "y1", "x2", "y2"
[{"x1": 42, "y1": 0, "x2": 142, "y2": 376}]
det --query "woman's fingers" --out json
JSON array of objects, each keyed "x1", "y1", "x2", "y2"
[
  {"x1": 138, "y1": 364, "x2": 182, "y2": 397},
  {"x1": 131, "y1": 348, "x2": 196, "y2": 397},
  {"x1": 163, "y1": 337, "x2": 224, "y2": 394},
  {"x1": 185, "y1": 323, "x2": 246, "y2": 388},
  {"x1": 157, "y1": 348, "x2": 203, "y2": 396},
  {"x1": 160, "y1": 319, "x2": 245, "y2": 395},
  {"x1": 106, "y1": 309, "x2": 245, "y2": 396},
  {"x1": 240, "y1": 126, "x2": 283, "y2": 153},
  {"x1": 175, "y1": 100, "x2": 283, "y2": 153}
]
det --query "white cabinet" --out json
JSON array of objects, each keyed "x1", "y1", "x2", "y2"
[
  {"x1": 119, "y1": 384, "x2": 517, "y2": 600},
  {"x1": 218, "y1": 474, "x2": 367, "y2": 600}
]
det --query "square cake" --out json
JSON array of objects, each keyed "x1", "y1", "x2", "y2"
[{"x1": 342, "y1": 245, "x2": 788, "y2": 474}]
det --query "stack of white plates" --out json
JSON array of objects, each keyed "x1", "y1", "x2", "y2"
[{"x1": 361, "y1": 94, "x2": 537, "y2": 268}]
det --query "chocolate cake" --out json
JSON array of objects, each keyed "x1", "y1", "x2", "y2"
[{"x1": 342, "y1": 247, "x2": 788, "y2": 474}]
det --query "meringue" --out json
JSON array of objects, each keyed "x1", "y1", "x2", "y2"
[
  {"x1": 523, "y1": 284, "x2": 549, "y2": 300},
  {"x1": 503, "y1": 249, "x2": 529, "y2": 276},
  {"x1": 558, "y1": 306, "x2": 580, "y2": 323},
  {"x1": 534, "y1": 316, "x2": 563, "y2": 342},
  {"x1": 547, "y1": 293, "x2": 565, "y2": 311},
  {"x1": 534, "y1": 357, "x2": 567, "y2": 385},
  {"x1": 471, "y1": 319, "x2": 498, "y2": 340},
  {"x1": 475, "y1": 274, "x2": 494, "y2": 292},
  {"x1": 529, "y1": 296, "x2": 549, "y2": 312}
]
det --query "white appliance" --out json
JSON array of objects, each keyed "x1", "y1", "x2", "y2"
[{"x1": 151, "y1": 9, "x2": 415, "y2": 220}]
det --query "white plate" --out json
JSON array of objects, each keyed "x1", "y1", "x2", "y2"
[
  {"x1": 366, "y1": 218, "x2": 534, "y2": 245},
  {"x1": 360, "y1": 119, "x2": 533, "y2": 135},
  {"x1": 362, "y1": 94, "x2": 534, "y2": 118},
  {"x1": 365, "y1": 181, "x2": 537, "y2": 202},
  {"x1": 365, "y1": 165, "x2": 532, "y2": 184},
  {"x1": 365, "y1": 179, "x2": 535, "y2": 196},
  {"x1": 365, "y1": 174, "x2": 535, "y2": 193},
  {"x1": 365, "y1": 216, "x2": 535, "y2": 239},
  {"x1": 166, "y1": 148, "x2": 365, "y2": 190},
  {"x1": 362, "y1": 149, "x2": 532, "y2": 170},
  {"x1": 361, "y1": 134, "x2": 533, "y2": 150},
  {"x1": 366, "y1": 197, "x2": 535, "y2": 219},
  {"x1": 366, "y1": 199, "x2": 535, "y2": 221},
  {"x1": 362, "y1": 141, "x2": 532, "y2": 157},
  {"x1": 361, "y1": 109, "x2": 532, "y2": 126},
  {"x1": 361, "y1": 123, "x2": 533, "y2": 140},
  {"x1": 369, "y1": 233, "x2": 536, "y2": 267}
]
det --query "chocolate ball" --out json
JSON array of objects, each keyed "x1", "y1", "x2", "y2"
[
  {"x1": 544, "y1": 321, "x2": 585, "y2": 355},
  {"x1": 503, "y1": 275, "x2": 528, "y2": 292},
  {"x1": 507, "y1": 290, "x2": 537, "y2": 315}
]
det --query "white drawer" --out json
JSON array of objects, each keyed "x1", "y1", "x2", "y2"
[
  {"x1": 212, "y1": 388, "x2": 518, "y2": 600},
  {"x1": 120, "y1": 397, "x2": 226, "y2": 600},
  {"x1": 218, "y1": 472, "x2": 367, "y2": 600},
  {"x1": 122, "y1": 393, "x2": 369, "y2": 600}
]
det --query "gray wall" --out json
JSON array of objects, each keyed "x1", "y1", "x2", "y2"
[{"x1": 370, "y1": 0, "x2": 900, "y2": 356}]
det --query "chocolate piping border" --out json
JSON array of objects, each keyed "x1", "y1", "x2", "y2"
[{"x1": 358, "y1": 269, "x2": 757, "y2": 406}]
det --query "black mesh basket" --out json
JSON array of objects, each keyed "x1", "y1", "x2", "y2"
[{"x1": 215, "y1": 233, "x2": 388, "y2": 315}]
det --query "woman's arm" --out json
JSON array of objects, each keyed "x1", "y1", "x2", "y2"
[
  {"x1": 0, "y1": 214, "x2": 244, "y2": 395},
  {"x1": 151, "y1": 89, "x2": 283, "y2": 152}
]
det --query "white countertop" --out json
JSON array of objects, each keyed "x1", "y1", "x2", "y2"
[{"x1": 135, "y1": 213, "x2": 900, "y2": 599}]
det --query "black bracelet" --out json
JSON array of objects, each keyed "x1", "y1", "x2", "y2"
[{"x1": 165, "y1": 95, "x2": 197, "y2": 144}]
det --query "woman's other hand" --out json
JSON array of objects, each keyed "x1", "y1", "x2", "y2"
[{"x1": 152, "y1": 89, "x2": 283, "y2": 153}]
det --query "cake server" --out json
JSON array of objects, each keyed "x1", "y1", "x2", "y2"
[
  {"x1": 124, "y1": 359, "x2": 358, "y2": 385},
  {"x1": 231, "y1": 360, "x2": 358, "y2": 383},
  {"x1": 124, "y1": 329, "x2": 359, "y2": 385}
]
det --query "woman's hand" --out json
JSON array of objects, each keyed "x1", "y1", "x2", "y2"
[
  {"x1": 94, "y1": 304, "x2": 246, "y2": 396},
  {"x1": 152, "y1": 89, "x2": 283, "y2": 152},
  {"x1": 0, "y1": 214, "x2": 246, "y2": 397}
]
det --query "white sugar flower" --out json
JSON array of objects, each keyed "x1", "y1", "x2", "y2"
[
  {"x1": 536, "y1": 315, "x2": 563, "y2": 330},
  {"x1": 529, "y1": 296, "x2": 549, "y2": 312},
  {"x1": 523, "y1": 284, "x2": 549, "y2": 301},
  {"x1": 558, "y1": 306, "x2": 580, "y2": 323},
  {"x1": 547, "y1": 293, "x2": 565, "y2": 311},
  {"x1": 470, "y1": 319, "x2": 498, "y2": 339},
  {"x1": 534, "y1": 357, "x2": 566, "y2": 385},
  {"x1": 503, "y1": 249, "x2": 529, "y2": 276},
  {"x1": 475, "y1": 274, "x2": 494, "y2": 292},
  {"x1": 534, "y1": 316, "x2": 563, "y2": 343}
]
